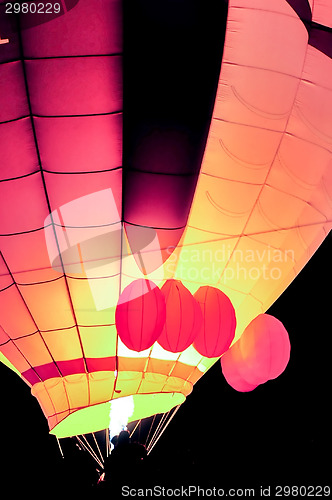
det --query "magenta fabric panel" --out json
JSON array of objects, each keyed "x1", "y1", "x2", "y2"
[
  {"x1": 20, "y1": 0, "x2": 122, "y2": 58},
  {"x1": 124, "y1": 171, "x2": 198, "y2": 228},
  {"x1": 34, "y1": 114, "x2": 122, "y2": 173},
  {"x1": 25, "y1": 56, "x2": 122, "y2": 116},
  {"x1": 0, "y1": 173, "x2": 50, "y2": 234},
  {"x1": 0, "y1": 119, "x2": 38, "y2": 180}
]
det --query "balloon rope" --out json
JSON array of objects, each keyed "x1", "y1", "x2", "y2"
[
  {"x1": 147, "y1": 405, "x2": 181, "y2": 456},
  {"x1": 56, "y1": 437, "x2": 64, "y2": 458},
  {"x1": 145, "y1": 414, "x2": 157, "y2": 447},
  {"x1": 77, "y1": 435, "x2": 104, "y2": 469},
  {"x1": 105, "y1": 428, "x2": 111, "y2": 457},
  {"x1": 146, "y1": 411, "x2": 170, "y2": 452},
  {"x1": 129, "y1": 419, "x2": 141, "y2": 438},
  {"x1": 82, "y1": 435, "x2": 104, "y2": 467},
  {"x1": 92, "y1": 432, "x2": 104, "y2": 465}
]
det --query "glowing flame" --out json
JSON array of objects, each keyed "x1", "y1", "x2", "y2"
[{"x1": 109, "y1": 396, "x2": 135, "y2": 446}]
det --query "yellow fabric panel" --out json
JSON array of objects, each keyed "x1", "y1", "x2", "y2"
[
  {"x1": 42, "y1": 327, "x2": 83, "y2": 361},
  {"x1": 64, "y1": 373, "x2": 90, "y2": 410},
  {"x1": 146, "y1": 357, "x2": 175, "y2": 376},
  {"x1": 186, "y1": 367, "x2": 205, "y2": 385},
  {"x1": 79, "y1": 325, "x2": 117, "y2": 358},
  {"x1": 66, "y1": 276, "x2": 117, "y2": 325},
  {"x1": 118, "y1": 357, "x2": 147, "y2": 372},
  {"x1": 0, "y1": 285, "x2": 36, "y2": 338},
  {"x1": 115, "y1": 370, "x2": 142, "y2": 397},
  {"x1": 18, "y1": 278, "x2": 74, "y2": 331},
  {"x1": 0, "y1": 341, "x2": 31, "y2": 374},
  {"x1": 15, "y1": 333, "x2": 54, "y2": 366},
  {"x1": 162, "y1": 376, "x2": 193, "y2": 396},
  {"x1": 88, "y1": 371, "x2": 115, "y2": 405}
]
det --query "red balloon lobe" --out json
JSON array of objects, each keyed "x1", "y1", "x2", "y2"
[
  {"x1": 115, "y1": 279, "x2": 166, "y2": 352},
  {"x1": 193, "y1": 286, "x2": 236, "y2": 358},
  {"x1": 158, "y1": 280, "x2": 202, "y2": 353},
  {"x1": 220, "y1": 313, "x2": 291, "y2": 391}
]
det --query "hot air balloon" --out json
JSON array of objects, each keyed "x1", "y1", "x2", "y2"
[{"x1": 0, "y1": 0, "x2": 331, "y2": 478}]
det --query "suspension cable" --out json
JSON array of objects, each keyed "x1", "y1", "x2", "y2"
[
  {"x1": 145, "y1": 414, "x2": 157, "y2": 447},
  {"x1": 147, "y1": 405, "x2": 181, "y2": 455},
  {"x1": 76, "y1": 435, "x2": 104, "y2": 469},
  {"x1": 129, "y1": 419, "x2": 141, "y2": 439},
  {"x1": 56, "y1": 437, "x2": 64, "y2": 458},
  {"x1": 146, "y1": 411, "x2": 169, "y2": 452},
  {"x1": 92, "y1": 432, "x2": 104, "y2": 465}
]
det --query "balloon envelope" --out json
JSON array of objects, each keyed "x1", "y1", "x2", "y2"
[{"x1": 0, "y1": 0, "x2": 331, "y2": 439}]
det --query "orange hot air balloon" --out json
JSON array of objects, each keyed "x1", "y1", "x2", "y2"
[
  {"x1": 115, "y1": 279, "x2": 166, "y2": 352},
  {"x1": 0, "y1": 0, "x2": 331, "y2": 461},
  {"x1": 193, "y1": 286, "x2": 236, "y2": 358},
  {"x1": 221, "y1": 314, "x2": 291, "y2": 391},
  {"x1": 158, "y1": 279, "x2": 202, "y2": 353}
]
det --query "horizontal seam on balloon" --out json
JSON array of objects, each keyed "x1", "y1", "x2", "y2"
[
  {"x1": 0, "y1": 220, "x2": 122, "y2": 236},
  {"x1": 212, "y1": 118, "x2": 332, "y2": 154},
  {"x1": 230, "y1": 5, "x2": 308, "y2": 22},
  {"x1": 2, "y1": 323, "x2": 117, "y2": 342},
  {"x1": 25, "y1": 52, "x2": 123, "y2": 60},
  {"x1": 123, "y1": 220, "x2": 186, "y2": 231},
  {"x1": 67, "y1": 273, "x2": 120, "y2": 281},
  {"x1": 43, "y1": 166, "x2": 123, "y2": 174},
  {"x1": 16, "y1": 275, "x2": 66, "y2": 285},
  {"x1": 0, "y1": 330, "x2": 39, "y2": 344},
  {"x1": 0, "y1": 169, "x2": 41, "y2": 182},
  {"x1": 33, "y1": 110, "x2": 123, "y2": 118},
  {"x1": 222, "y1": 61, "x2": 303, "y2": 81},
  {"x1": 222, "y1": 61, "x2": 332, "y2": 93},
  {"x1": 201, "y1": 172, "x2": 264, "y2": 185},
  {"x1": 0, "y1": 114, "x2": 30, "y2": 125},
  {"x1": 0, "y1": 53, "x2": 123, "y2": 66},
  {"x1": 186, "y1": 219, "x2": 332, "y2": 237},
  {"x1": 0, "y1": 282, "x2": 15, "y2": 292}
]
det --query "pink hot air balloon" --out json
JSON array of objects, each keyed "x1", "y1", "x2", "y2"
[
  {"x1": 115, "y1": 279, "x2": 166, "y2": 351},
  {"x1": 158, "y1": 280, "x2": 202, "y2": 353},
  {"x1": 221, "y1": 314, "x2": 291, "y2": 392},
  {"x1": 193, "y1": 286, "x2": 236, "y2": 358}
]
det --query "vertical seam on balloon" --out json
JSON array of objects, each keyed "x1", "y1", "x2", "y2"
[
  {"x1": 215, "y1": 291, "x2": 222, "y2": 355},
  {"x1": 204, "y1": 287, "x2": 209, "y2": 356},
  {"x1": 177, "y1": 283, "x2": 183, "y2": 352},
  {"x1": 16, "y1": 20, "x2": 86, "y2": 412}
]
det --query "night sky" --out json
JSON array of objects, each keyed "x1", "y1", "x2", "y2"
[{"x1": 0, "y1": 0, "x2": 331, "y2": 496}]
